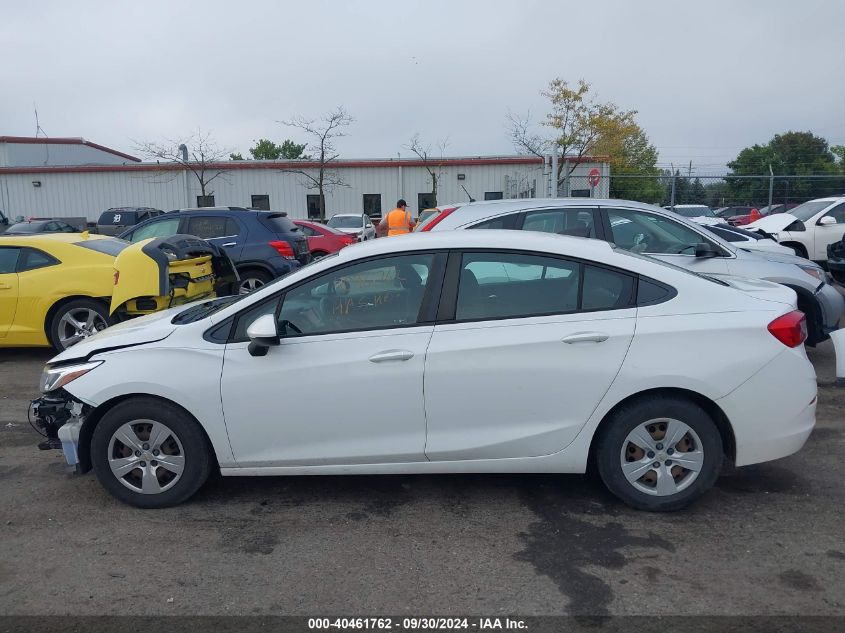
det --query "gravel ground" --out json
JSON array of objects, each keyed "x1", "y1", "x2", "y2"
[{"x1": 0, "y1": 343, "x2": 843, "y2": 617}]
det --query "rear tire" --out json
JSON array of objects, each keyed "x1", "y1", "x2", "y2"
[
  {"x1": 90, "y1": 397, "x2": 212, "y2": 508},
  {"x1": 48, "y1": 298, "x2": 111, "y2": 351},
  {"x1": 237, "y1": 269, "x2": 272, "y2": 294},
  {"x1": 596, "y1": 396, "x2": 723, "y2": 511}
]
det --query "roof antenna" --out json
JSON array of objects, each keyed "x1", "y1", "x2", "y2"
[
  {"x1": 461, "y1": 184, "x2": 475, "y2": 203},
  {"x1": 33, "y1": 103, "x2": 47, "y2": 138}
]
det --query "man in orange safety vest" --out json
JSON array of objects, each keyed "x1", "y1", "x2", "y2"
[{"x1": 378, "y1": 199, "x2": 416, "y2": 237}]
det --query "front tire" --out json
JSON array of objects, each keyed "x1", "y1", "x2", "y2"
[
  {"x1": 596, "y1": 396, "x2": 723, "y2": 511},
  {"x1": 48, "y1": 298, "x2": 110, "y2": 351},
  {"x1": 90, "y1": 397, "x2": 213, "y2": 508}
]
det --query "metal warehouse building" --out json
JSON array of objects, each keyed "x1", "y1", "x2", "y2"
[{"x1": 0, "y1": 136, "x2": 611, "y2": 222}]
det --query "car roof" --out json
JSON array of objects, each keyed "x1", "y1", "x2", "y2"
[
  {"x1": 0, "y1": 233, "x2": 110, "y2": 245},
  {"x1": 329, "y1": 213, "x2": 364, "y2": 217},
  {"x1": 339, "y1": 227, "x2": 615, "y2": 260}
]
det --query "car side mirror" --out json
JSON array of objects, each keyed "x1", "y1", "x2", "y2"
[
  {"x1": 819, "y1": 216, "x2": 837, "y2": 226},
  {"x1": 247, "y1": 313, "x2": 280, "y2": 357},
  {"x1": 694, "y1": 242, "x2": 720, "y2": 258}
]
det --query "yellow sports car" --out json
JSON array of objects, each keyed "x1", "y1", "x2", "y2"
[{"x1": 0, "y1": 233, "x2": 237, "y2": 351}]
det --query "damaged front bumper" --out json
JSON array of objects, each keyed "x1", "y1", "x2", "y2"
[{"x1": 31, "y1": 390, "x2": 90, "y2": 472}]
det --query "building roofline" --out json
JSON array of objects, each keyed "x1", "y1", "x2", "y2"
[
  {"x1": 0, "y1": 154, "x2": 607, "y2": 175},
  {"x1": 0, "y1": 136, "x2": 141, "y2": 163}
]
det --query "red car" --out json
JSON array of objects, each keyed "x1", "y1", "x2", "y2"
[{"x1": 293, "y1": 220, "x2": 357, "y2": 259}]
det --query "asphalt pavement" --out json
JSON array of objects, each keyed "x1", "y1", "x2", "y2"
[{"x1": 0, "y1": 344, "x2": 843, "y2": 617}]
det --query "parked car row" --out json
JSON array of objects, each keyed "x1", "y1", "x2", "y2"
[{"x1": 746, "y1": 196, "x2": 845, "y2": 262}]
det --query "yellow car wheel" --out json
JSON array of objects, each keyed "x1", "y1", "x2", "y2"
[{"x1": 49, "y1": 298, "x2": 111, "y2": 351}]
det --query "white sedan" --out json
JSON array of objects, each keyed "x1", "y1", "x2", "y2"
[
  {"x1": 747, "y1": 196, "x2": 845, "y2": 261},
  {"x1": 33, "y1": 230, "x2": 816, "y2": 511}
]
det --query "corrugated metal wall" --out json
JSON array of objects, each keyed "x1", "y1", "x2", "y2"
[{"x1": 0, "y1": 160, "x2": 610, "y2": 222}]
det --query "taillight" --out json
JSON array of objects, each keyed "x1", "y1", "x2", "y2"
[
  {"x1": 340, "y1": 235, "x2": 356, "y2": 244},
  {"x1": 420, "y1": 207, "x2": 457, "y2": 231},
  {"x1": 269, "y1": 240, "x2": 295, "y2": 259},
  {"x1": 768, "y1": 310, "x2": 807, "y2": 348}
]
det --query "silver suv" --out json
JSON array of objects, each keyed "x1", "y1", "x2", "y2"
[{"x1": 422, "y1": 198, "x2": 844, "y2": 345}]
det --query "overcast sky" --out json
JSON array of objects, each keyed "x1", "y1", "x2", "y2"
[{"x1": 3, "y1": 0, "x2": 843, "y2": 174}]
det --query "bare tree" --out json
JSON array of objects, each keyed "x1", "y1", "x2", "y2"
[
  {"x1": 406, "y1": 134, "x2": 449, "y2": 208},
  {"x1": 135, "y1": 129, "x2": 231, "y2": 206},
  {"x1": 507, "y1": 79, "x2": 636, "y2": 194},
  {"x1": 279, "y1": 107, "x2": 353, "y2": 221}
]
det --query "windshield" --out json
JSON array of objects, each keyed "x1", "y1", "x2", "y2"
[
  {"x1": 789, "y1": 200, "x2": 834, "y2": 222},
  {"x1": 614, "y1": 247, "x2": 729, "y2": 286},
  {"x1": 328, "y1": 215, "x2": 363, "y2": 229},
  {"x1": 6, "y1": 222, "x2": 44, "y2": 233},
  {"x1": 673, "y1": 206, "x2": 715, "y2": 218}
]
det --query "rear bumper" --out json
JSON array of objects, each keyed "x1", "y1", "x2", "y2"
[{"x1": 717, "y1": 348, "x2": 817, "y2": 467}]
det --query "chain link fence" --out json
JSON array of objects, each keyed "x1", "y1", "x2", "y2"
[{"x1": 557, "y1": 173, "x2": 845, "y2": 208}]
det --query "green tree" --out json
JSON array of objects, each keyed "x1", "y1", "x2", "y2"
[
  {"x1": 229, "y1": 152, "x2": 244, "y2": 160},
  {"x1": 507, "y1": 78, "x2": 642, "y2": 193},
  {"x1": 594, "y1": 124, "x2": 663, "y2": 203},
  {"x1": 727, "y1": 131, "x2": 841, "y2": 203},
  {"x1": 833, "y1": 145, "x2": 845, "y2": 173},
  {"x1": 248, "y1": 138, "x2": 310, "y2": 160}
]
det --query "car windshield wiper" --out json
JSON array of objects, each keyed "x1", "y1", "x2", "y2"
[{"x1": 171, "y1": 296, "x2": 241, "y2": 324}]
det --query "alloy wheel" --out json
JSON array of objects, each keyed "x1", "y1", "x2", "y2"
[
  {"x1": 239, "y1": 277, "x2": 265, "y2": 295},
  {"x1": 107, "y1": 420, "x2": 186, "y2": 495},
  {"x1": 57, "y1": 308, "x2": 108, "y2": 349},
  {"x1": 620, "y1": 418, "x2": 704, "y2": 496}
]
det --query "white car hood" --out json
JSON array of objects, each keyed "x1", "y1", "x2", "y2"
[
  {"x1": 49, "y1": 306, "x2": 181, "y2": 364},
  {"x1": 334, "y1": 227, "x2": 362, "y2": 234},
  {"x1": 708, "y1": 274, "x2": 797, "y2": 308},
  {"x1": 746, "y1": 213, "x2": 801, "y2": 233}
]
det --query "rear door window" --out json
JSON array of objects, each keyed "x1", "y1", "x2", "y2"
[
  {"x1": 521, "y1": 208, "x2": 597, "y2": 238},
  {"x1": 467, "y1": 214, "x2": 519, "y2": 230},
  {"x1": 456, "y1": 252, "x2": 580, "y2": 321},
  {"x1": 184, "y1": 216, "x2": 239, "y2": 239}
]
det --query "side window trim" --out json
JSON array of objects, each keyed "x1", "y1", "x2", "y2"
[{"x1": 517, "y1": 206, "x2": 601, "y2": 238}]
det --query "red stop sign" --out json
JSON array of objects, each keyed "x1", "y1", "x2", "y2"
[{"x1": 588, "y1": 168, "x2": 601, "y2": 187}]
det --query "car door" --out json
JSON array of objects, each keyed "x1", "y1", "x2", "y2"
[
  {"x1": 0, "y1": 247, "x2": 20, "y2": 337},
  {"x1": 423, "y1": 250, "x2": 636, "y2": 461},
  {"x1": 220, "y1": 251, "x2": 445, "y2": 467},
  {"x1": 602, "y1": 207, "x2": 730, "y2": 274},
  {"x1": 182, "y1": 215, "x2": 245, "y2": 261},
  {"x1": 813, "y1": 203, "x2": 845, "y2": 260}
]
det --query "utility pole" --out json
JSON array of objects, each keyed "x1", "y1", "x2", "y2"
[
  {"x1": 768, "y1": 164, "x2": 774, "y2": 210},
  {"x1": 670, "y1": 163, "x2": 676, "y2": 209}
]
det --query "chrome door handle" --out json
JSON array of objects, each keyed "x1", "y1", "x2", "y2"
[
  {"x1": 562, "y1": 332, "x2": 609, "y2": 344},
  {"x1": 369, "y1": 349, "x2": 414, "y2": 363},
  {"x1": 221, "y1": 242, "x2": 236, "y2": 247}
]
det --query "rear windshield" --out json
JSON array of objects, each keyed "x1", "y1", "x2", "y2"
[
  {"x1": 614, "y1": 247, "x2": 729, "y2": 286},
  {"x1": 328, "y1": 215, "x2": 363, "y2": 229},
  {"x1": 259, "y1": 213, "x2": 299, "y2": 234},
  {"x1": 73, "y1": 238, "x2": 129, "y2": 256},
  {"x1": 98, "y1": 211, "x2": 137, "y2": 225}
]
